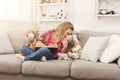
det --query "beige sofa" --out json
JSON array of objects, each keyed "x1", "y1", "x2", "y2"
[{"x1": 0, "y1": 29, "x2": 120, "y2": 80}]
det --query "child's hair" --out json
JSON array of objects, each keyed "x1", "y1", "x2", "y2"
[{"x1": 54, "y1": 21, "x2": 74, "y2": 41}]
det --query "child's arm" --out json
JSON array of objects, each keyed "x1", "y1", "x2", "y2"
[{"x1": 61, "y1": 38, "x2": 68, "y2": 53}]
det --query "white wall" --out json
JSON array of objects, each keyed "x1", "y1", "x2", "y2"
[
  {"x1": 0, "y1": 21, "x2": 34, "y2": 30},
  {"x1": 1, "y1": 0, "x2": 120, "y2": 32},
  {"x1": 0, "y1": 0, "x2": 34, "y2": 30},
  {"x1": 68, "y1": 0, "x2": 120, "y2": 32}
]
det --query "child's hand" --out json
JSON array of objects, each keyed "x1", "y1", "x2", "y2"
[{"x1": 62, "y1": 38, "x2": 68, "y2": 48}]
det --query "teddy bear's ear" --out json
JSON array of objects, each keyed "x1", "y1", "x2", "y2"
[
  {"x1": 24, "y1": 31, "x2": 29, "y2": 38},
  {"x1": 32, "y1": 28, "x2": 39, "y2": 35},
  {"x1": 30, "y1": 28, "x2": 39, "y2": 38}
]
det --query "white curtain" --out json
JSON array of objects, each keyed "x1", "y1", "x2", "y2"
[{"x1": 0, "y1": 0, "x2": 31, "y2": 21}]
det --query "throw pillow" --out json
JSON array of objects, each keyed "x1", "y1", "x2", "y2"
[
  {"x1": 80, "y1": 36, "x2": 109, "y2": 62},
  {"x1": 117, "y1": 58, "x2": 120, "y2": 66},
  {"x1": 100, "y1": 34, "x2": 120, "y2": 63},
  {"x1": 0, "y1": 31, "x2": 14, "y2": 54}
]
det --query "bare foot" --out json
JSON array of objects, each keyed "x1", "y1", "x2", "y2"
[{"x1": 16, "y1": 54, "x2": 25, "y2": 61}]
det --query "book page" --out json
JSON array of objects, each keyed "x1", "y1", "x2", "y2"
[{"x1": 35, "y1": 41, "x2": 58, "y2": 48}]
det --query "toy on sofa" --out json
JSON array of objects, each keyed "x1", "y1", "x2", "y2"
[
  {"x1": 58, "y1": 53, "x2": 71, "y2": 60},
  {"x1": 57, "y1": 35, "x2": 73, "y2": 60},
  {"x1": 67, "y1": 34, "x2": 82, "y2": 60},
  {"x1": 58, "y1": 33, "x2": 82, "y2": 60},
  {"x1": 24, "y1": 28, "x2": 40, "y2": 50}
]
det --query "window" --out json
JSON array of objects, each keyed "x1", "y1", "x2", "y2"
[{"x1": 0, "y1": 0, "x2": 31, "y2": 21}]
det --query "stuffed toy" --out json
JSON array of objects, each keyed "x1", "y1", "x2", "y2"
[
  {"x1": 58, "y1": 53, "x2": 71, "y2": 60},
  {"x1": 57, "y1": 35, "x2": 72, "y2": 60},
  {"x1": 67, "y1": 34, "x2": 82, "y2": 60},
  {"x1": 24, "y1": 28, "x2": 40, "y2": 50},
  {"x1": 58, "y1": 33, "x2": 82, "y2": 60}
]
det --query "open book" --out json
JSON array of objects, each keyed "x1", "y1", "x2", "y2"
[{"x1": 35, "y1": 41, "x2": 58, "y2": 52}]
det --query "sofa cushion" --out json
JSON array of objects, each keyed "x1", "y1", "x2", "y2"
[
  {"x1": 5, "y1": 28, "x2": 42, "y2": 53},
  {"x1": 5, "y1": 29, "x2": 27, "y2": 53},
  {"x1": 0, "y1": 54, "x2": 23, "y2": 74},
  {"x1": 100, "y1": 34, "x2": 120, "y2": 63},
  {"x1": 22, "y1": 60, "x2": 72, "y2": 78},
  {"x1": 77, "y1": 30, "x2": 119, "y2": 48},
  {"x1": 0, "y1": 29, "x2": 27, "y2": 53},
  {"x1": 0, "y1": 31, "x2": 14, "y2": 54},
  {"x1": 80, "y1": 36, "x2": 109, "y2": 62},
  {"x1": 71, "y1": 60, "x2": 120, "y2": 80}
]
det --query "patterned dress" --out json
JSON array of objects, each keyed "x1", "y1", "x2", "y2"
[{"x1": 40, "y1": 30, "x2": 63, "y2": 59}]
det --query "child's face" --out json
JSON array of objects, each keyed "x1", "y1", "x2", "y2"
[{"x1": 64, "y1": 28, "x2": 73, "y2": 37}]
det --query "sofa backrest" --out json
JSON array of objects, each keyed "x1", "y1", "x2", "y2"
[
  {"x1": 3, "y1": 29, "x2": 28, "y2": 53},
  {"x1": 77, "y1": 30, "x2": 120, "y2": 48},
  {"x1": 2, "y1": 29, "x2": 120, "y2": 53},
  {"x1": 0, "y1": 28, "x2": 47, "y2": 53}
]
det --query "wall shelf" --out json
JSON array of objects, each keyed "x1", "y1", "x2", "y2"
[
  {"x1": 34, "y1": 0, "x2": 69, "y2": 27},
  {"x1": 95, "y1": 0, "x2": 120, "y2": 19},
  {"x1": 36, "y1": 3, "x2": 67, "y2": 6},
  {"x1": 36, "y1": 19, "x2": 64, "y2": 22},
  {"x1": 96, "y1": 14, "x2": 120, "y2": 17}
]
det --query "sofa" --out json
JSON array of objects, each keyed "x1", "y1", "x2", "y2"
[{"x1": 0, "y1": 29, "x2": 120, "y2": 80}]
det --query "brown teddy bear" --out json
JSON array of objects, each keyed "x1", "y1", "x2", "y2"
[
  {"x1": 24, "y1": 28, "x2": 40, "y2": 50},
  {"x1": 24, "y1": 28, "x2": 57, "y2": 49},
  {"x1": 67, "y1": 34, "x2": 82, "y2": 60}
]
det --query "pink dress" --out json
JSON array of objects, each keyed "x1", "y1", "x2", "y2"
[
  {"x1": 40, "y1": 30, "x2": 63, "y2": 59},
  {"x1": 47, "y1": 35, "x2": 57, "y2": 46}
]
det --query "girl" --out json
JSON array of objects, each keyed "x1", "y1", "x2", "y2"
[{"x1": 16, "y1": 21, "x2": 74, "y2": 61}]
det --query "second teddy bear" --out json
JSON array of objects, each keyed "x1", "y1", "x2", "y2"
[
  {"x1": 67, "y1": 34, "x2": 82, "y2": 60},
  {"x1": 58, "y1": 34, "x2": 82, "y2": 60}
]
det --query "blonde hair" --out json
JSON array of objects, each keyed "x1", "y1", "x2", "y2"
[{"x1": 54, "y1": 21, "x2": 74, "y2": 41}]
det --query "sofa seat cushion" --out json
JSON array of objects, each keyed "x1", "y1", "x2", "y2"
[
  {"x1": 0, "y1": 54, "x2": 23, "y2": 74},
  {"x1": 71, "y1": 60, "x2": 120, "y2": 80},
  {"x1": 22, "y1": 60, "x2": 72, "y2": 78}
]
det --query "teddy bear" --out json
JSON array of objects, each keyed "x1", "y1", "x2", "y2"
[
  {"x1": 67, "y1": 34, "x2": 82, "y2": 60},
  {"x1": 58, "y1": 33, "x2": 82, "y2": 60},
  {"x1": 24, "y1": 28, "x2": 40, "y2": 50}
]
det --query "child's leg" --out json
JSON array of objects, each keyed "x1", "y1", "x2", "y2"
[
  {"x1": 20, "y1": 45, "x2": 35, "y2": 56},
  {"x1": 24, "y1": 47, "x2": 54, "y2": 61}
]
